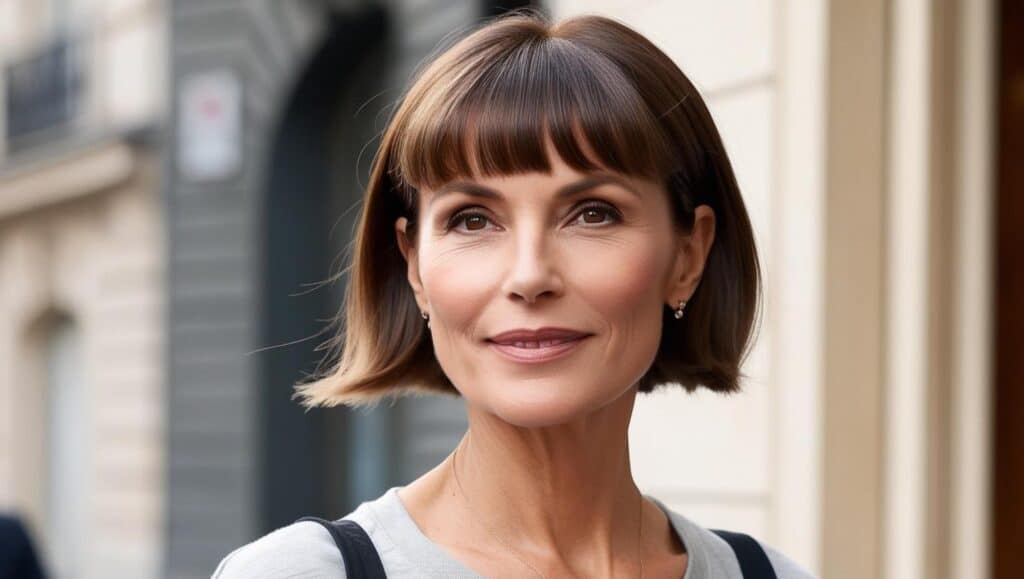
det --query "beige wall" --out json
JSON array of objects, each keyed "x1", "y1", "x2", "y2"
[{"x1": 0, "y1": 140, "x2": 166, "y2": 577}]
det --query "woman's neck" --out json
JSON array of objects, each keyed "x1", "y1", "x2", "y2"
[
  {"x1": 457, "y1": 393, "x2": 639, "y2": 550},
  {"x1": 405, "y1": 386, "x2": 645, "y2": 575}
]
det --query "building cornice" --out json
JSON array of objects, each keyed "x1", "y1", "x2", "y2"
[{"x1": 0, "y1": 124, "x2": 160, "y2": 220}]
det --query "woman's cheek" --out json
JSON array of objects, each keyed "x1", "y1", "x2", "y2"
[
  {"x1": 571, "y1": 239, "x2": 665, "y2": 313},
  {"x1": 569, "y1": 241, "x2": 666, "y2": 391},
  {"x1": 420, "y1": 243, "x2": 501, "y2": 329},
  {"x1": 418, "y1": 244, "x2": 502, "y2": 398}
]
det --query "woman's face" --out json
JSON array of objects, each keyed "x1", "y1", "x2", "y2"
[{"x1": 396, "y1": 140, "x2": 711, "y2": 428}]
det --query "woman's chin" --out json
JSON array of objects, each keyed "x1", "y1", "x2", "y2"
[{"x1": 473, "y1": 386, "x2": 619, "y2": 428}]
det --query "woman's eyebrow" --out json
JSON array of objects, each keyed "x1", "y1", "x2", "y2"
[{"x1": 428, "y1": 174, "x2": 640, "y2": 208}]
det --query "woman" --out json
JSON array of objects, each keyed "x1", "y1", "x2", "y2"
[{"x1": 213, "y1": 10, "x2": 816, "y2": 579}]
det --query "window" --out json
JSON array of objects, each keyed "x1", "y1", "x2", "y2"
[{"x1": 44, "y1": 315, "x2": 87, "y2": 579}]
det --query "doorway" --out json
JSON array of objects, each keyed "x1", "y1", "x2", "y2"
[
  {"x1": 993, "y1": 1, "x2": 1023, "y2": 577},
  {"x1": 260, "y1": 5, "x2": 393, "y2": 531}
]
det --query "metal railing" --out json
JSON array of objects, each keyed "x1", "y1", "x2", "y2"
[{"x1": 4, "y1": 33, "x2": 84, "y2": 153}]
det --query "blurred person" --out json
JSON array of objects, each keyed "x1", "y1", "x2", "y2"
[
  {"x1": 213, "y1": 10, "x2": 814, "y2": 579},
  {"x1": 0, "y1": 514, "x2": 47, "y2": 579}
]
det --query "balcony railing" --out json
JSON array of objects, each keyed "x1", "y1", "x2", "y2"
[{"x1": 4, "y1": 34, "x2": 83, "y2": 153}]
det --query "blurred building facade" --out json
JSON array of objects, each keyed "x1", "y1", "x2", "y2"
[
  {"x1": 0, "y1": 1, "x2": 1015, "y2": 579},
  {"x1": 0, "y1": 0, "x2": 167, "y2": 577}
]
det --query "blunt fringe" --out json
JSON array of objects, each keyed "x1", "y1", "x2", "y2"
[{"x1": 294, "y1": 9, "x2": 763, "y2": 409}]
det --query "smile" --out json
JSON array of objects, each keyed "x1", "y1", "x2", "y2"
[{"x1": 486, "y1": 335, "x2": 590, "y2": 363}]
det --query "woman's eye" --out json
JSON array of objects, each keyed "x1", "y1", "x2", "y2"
[
  {"x1": 446, "y1": 211, "x2": 493, "y2": 232},
  {"x1": 572, "y1": 203, "x2": 622, "y2": 226},
  {"x1": 444, "y1": 202, "x2": 621, "y2": 234}
]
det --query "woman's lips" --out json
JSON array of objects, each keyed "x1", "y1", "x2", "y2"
[{"x1": 486, "y1": 335, "x2": 590, "y2": 363}]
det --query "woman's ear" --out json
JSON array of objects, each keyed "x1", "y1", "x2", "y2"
[
  {"x1": 667, "y1": 204, "x2": 716, "y2": 304},
  {"x1": 395, "y1": 217, "x2": 428, "y2": 313}
]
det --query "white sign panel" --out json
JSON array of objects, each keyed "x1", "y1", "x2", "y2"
[{"x1": 178, "y1": 70, "x2": 242, "y2": 182}]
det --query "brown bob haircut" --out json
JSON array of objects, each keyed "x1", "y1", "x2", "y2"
[{"x1": 294, "y1": 10, "x2": 762, "y2": 409}]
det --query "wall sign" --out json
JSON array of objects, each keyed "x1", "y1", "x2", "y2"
[{"x1": 177, "y1": 70, "x2": 242, "y2": 182}]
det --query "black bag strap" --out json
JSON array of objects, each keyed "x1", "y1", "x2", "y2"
[
  {"x1": 297, "y1": 516, "x2": 387, "y2": 579},
  {"x1": 710, "y1": 529, "x2": 778, "y2": 579},
  {"x1": 298, "y1": 516, "x2": 775, "y2": 579}
]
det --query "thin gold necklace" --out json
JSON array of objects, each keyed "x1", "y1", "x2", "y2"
[{"x1": 449, "y1": 443, "x2": 644, "y2": 579}]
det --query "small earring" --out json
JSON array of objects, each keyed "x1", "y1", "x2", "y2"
[
  {"x1": 421, "y1": 310, "x2": 430, "y2": 327},
  {"x1": 673, "y1": 299, "x2": 687, "y2": 319}
]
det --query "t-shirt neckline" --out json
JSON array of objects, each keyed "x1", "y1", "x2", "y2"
[{"x1": 371, "y1": 485, "x2": 698, "y2": 578}]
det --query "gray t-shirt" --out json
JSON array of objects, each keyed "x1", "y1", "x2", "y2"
[{"x1": 212, "y1": 487, "x2": 816, "y2": 578}]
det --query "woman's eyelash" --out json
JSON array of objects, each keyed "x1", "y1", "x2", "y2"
[{"x1": 444, "y1": 202, "x2": 623, "y2": 232}]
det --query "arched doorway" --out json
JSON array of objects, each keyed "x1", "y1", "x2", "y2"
[{"x1": 260, "y1": 5, "x2": 393, "y2": 531}]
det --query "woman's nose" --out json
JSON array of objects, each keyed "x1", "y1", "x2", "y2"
[{"x1": 500, "y1": 228, "x2": 565, "y2": 305}]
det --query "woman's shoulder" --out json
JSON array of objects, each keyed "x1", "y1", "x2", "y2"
[
  {"x1": 210, "y1": 488, "x2": 408, "y2": 579},
  {"x1": 651, "y1": 498, "x2": 818, "y2": 579},
  {"x1": 209, "y1": 519, "x2": 346, "y2": 579}
]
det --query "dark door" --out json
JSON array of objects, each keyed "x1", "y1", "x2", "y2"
[
  {"x1": 994, "y1": 1, "x2": 1024, "y2": 578},
  {"x1": 260, "y1": 6, "x2": 393, "y2": 531}
]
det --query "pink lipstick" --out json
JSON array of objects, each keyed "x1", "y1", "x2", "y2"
[{"x1": 486, "y1": 327, "x2": 591, "y2": 364}]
